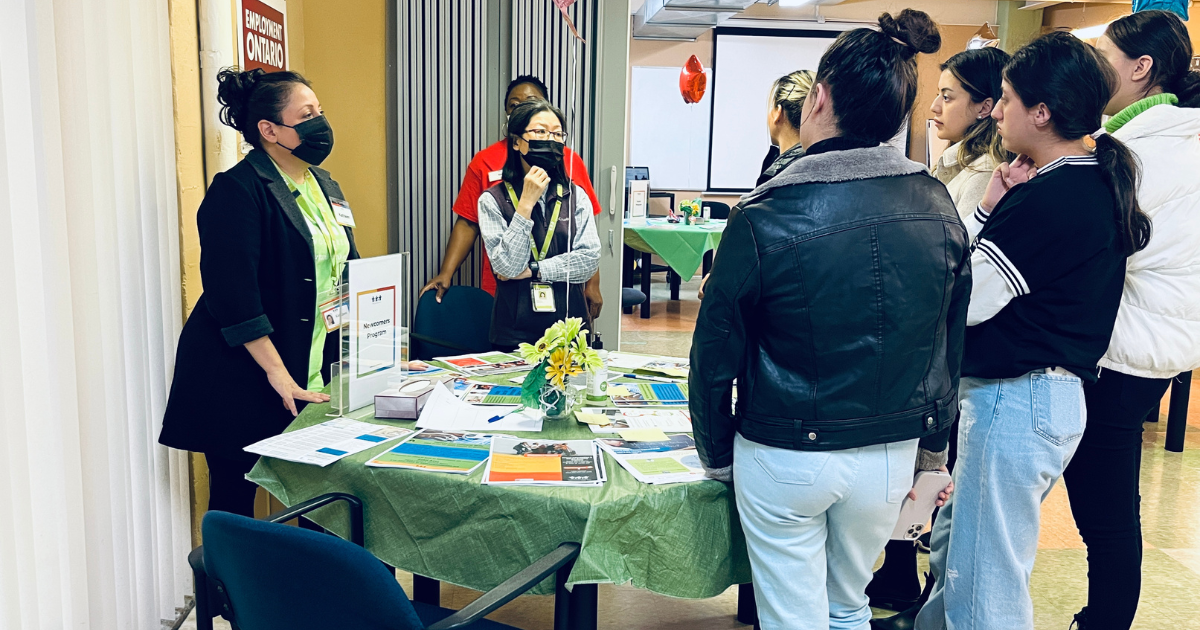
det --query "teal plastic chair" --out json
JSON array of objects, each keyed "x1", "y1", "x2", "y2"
[{"x1": 189, "y1": 494, "x2": 580, "y2": 630}]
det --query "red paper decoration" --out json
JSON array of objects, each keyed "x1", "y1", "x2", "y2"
[{"x1": 680, "y1": 55, "x2": 707, "y2": 104}]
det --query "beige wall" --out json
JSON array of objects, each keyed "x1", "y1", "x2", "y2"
[
  {"x1": 168, "y1": 0, "x2": 208, "y2": 546},
  {"x1": 739, "y1": 0, "x2": 997, "y2": 25},
  {"x1": 297, "y1": 0, "x2": 390, "y2": 259},
  {"x1": 1043, "y1": 2, "x2": 1200, "y2": 49},
  {"x1": 911, "y1": 25, "x2": 982, "y2": 165}
]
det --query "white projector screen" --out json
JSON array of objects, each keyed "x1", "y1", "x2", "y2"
[{"x1": 708, "y1": 28, "x2": 842, "y2": 192}]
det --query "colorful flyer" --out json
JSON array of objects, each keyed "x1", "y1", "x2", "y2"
[{"x1": 366, "y1": 430, "x2": 499, "y2": 474}]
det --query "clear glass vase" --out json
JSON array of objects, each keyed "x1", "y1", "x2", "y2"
[{"x1": 539, "y1": 380, "x2": 580, "y2": 421}]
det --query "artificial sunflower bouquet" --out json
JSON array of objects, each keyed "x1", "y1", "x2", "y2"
[{"x1": 516, "y1": 318, "x2": 603, "y2": 418}]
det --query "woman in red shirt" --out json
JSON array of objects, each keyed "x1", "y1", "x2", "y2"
[{"x1": 420, "y1": 76, "x2": 604, "y2": 318}]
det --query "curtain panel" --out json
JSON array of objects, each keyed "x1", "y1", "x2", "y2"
[{"x1": 0, "y1": 0, "x2": 192, "y2": 628}]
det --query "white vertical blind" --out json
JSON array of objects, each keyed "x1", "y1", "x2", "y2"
[{"x1": 0, "y1": 0, "x2": 192, "y2": 628}]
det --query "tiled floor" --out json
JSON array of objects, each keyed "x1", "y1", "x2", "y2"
[{"x1": 183, "y1": 275, "x2": 1200, "y2": 629}]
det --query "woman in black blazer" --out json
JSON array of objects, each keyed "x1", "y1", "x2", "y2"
[{"x1": 160, "y1": 68, "x2": 358, "y2": 517}]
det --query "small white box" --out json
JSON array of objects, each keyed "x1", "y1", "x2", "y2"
[{"x1": 374, "y1": 377, "x2": 450, "y2": 419}]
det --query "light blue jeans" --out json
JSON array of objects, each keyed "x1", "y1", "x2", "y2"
[
  {"x1": 915, "y1": 372, "x2": 1086, "y2": 630},
  {"x1": 733, "y1": 433, "x2": 919, "y2": 630}
]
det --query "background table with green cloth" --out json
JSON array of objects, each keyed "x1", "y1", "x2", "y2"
[
  {"x1": 623, "y1": 218, "x2": 726, "y2": 283},
  {"x1": 246, "y1": 374, "x2": 752, "y2": 603}
]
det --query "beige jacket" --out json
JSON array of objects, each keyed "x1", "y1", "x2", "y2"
[{"x1": 932, "y1": 142, "x2": 997, "y2": 240}]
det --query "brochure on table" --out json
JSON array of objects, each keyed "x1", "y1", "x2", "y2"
[
  {"x1": 245, "y1": 418, "x2": 415, "y2": 467},
  {"x1": 366, "y1": 430, "x2": 503, "y2": 474},
  {"x1": 610, "y1": 381, "x2": 690, "y2": 407},
  {"x1": 434, "y1": 352, "x2": 531, "y2": 377},
  {"x1": 606, "y1": 352, "x2": 689, "y2": 378},
  {"x1": 596, "y1": 434, "x2": 707, "y2": 485},
  {"x1": 330, "y1": 253, "x2": 410, "y2": 413},
  {"x1": 460, "y1": 382, "x2": 524, "y2": 406},
  {"x1": 483, "y1": 437, "x2": 606, "y2": 486},
  {"x1": 577, "y1": 408, "x2": 693, "y2": 433}
]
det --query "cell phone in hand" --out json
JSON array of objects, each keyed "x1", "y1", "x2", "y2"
[{"x1": 890, "y1": 470, "x2": 952, "y2": 541}]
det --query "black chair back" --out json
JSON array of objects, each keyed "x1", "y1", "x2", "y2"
[
  {"x1": 702, "y1": 201, "x2": 731, "y2": 220},
  {"x1": 410, "y1": 286, "x2": 494, "y2": 360}
]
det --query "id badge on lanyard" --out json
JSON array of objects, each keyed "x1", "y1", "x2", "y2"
[
  {"x1": 505, "y1": 182, "x2": 564, "y2": 315},
  {"x1": 318, "y1": 289, "x2": 348, "y2": 333},
  {"x1": 530, "y1": 283, "x2": 556, "y2": 313}
]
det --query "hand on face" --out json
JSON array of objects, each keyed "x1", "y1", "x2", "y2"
[{"x1": 981, "y1": 154, "x2": 1036, "y2": 211}]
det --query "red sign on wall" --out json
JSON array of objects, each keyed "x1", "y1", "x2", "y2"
[{"x1": 240, "y1": 0, "x2": 287, "y2": 72}]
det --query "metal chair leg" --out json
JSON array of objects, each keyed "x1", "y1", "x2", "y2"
[
  {"x1": 553, "y1": 558, "x2": 575, "y2": 630},
  {"x1": 737, "y1": 582, "x2": 758, "y2": 626},
  {"x1": 567, "y1": 583, "x2": 598, "y2": 630},
  {"x1": 1166, "y1": 371, "x2": 1191, "y2": 453},
  {"x1": 640, "y1": 252, "x2": 652, "y2": 319},
  {"x1": 413, "y1": 574, "x2": 440, "y2": 606}
]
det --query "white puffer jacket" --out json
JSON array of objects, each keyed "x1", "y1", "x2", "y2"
[{"x1": 1100, "y1": 103, "x2": 1200, "y2": 379}]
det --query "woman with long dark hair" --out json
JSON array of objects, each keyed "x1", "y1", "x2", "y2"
[
  {"x1": 691, "y1": 10, "x2": 965, "y2": 629},
  {"x1": 1064, "y1": 11, "x2": 1200, "y2": 629},
  {"x1": 915, "y1": 32, "x2": 1151, "y2": 630},
  {"x1": 930, "y1": 47, "x2": 1012, "y2": 236},
  {"x1": 477, "y1": 98, "x2": 599, "y2": 350}
]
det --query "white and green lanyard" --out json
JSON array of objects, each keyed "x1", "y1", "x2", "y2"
[{"x1": 505, "y1": 182, "x2": 563, "y2": 263}]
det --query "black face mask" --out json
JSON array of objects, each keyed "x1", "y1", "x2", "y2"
[
  {"x1": 523, "y1": 139, "x2": 565, "y2": 172},
  {"x1": 277, "y1": 115, "x2": 334, "y2": 166}
]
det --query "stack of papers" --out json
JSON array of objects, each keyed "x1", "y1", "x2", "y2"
[
  {"x1": 417, "y1": 385, "x2": 543, "y2": 432},
  {"x1": 366, "y1": 430, "x2": 501, "y2": 474},
  {"x1": 577, "y1": 408, "x2": 693, "y2": 434},
  {"x1": 482, "y1": 437, "x2": 606, "y2": 487},
  {"x1": 436, "y1": 352, "x2": 531, "y2": 376},
  {"x1": 596, "y1": 434, "x2": 706, "y2": 485},
  {"x1": 244, "y1": 419, "x2": 415, "y2": 467}
]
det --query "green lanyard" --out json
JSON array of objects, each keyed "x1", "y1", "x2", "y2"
[
  {"x1": 294, "y1": 171, "x2": 343, "y2": 286},
  {"x1": 505, "y1": 182, "x2": 563, "y2": 262}
]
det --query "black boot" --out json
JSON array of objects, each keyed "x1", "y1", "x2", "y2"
[
  {"x1": 866, "y1": 541, "x2": 921, "y2": 611},
  {"x1": 870, "y1": 572, "x2": 935, "y2": 630},
  {"x1": 1070, "y1": 607, "x2": 1089, "y2": 629}
]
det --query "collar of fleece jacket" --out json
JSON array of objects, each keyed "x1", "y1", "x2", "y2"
[{"x1": 742, "y1": 144, "x2": 929, "y2": 206}]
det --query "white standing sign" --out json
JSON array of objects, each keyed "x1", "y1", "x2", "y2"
[{"x1": 345, "y1": 253, "x2": 406, "y2": 410}]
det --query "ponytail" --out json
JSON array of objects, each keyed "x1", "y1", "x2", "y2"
[
  {"x1": 1093, "y1": 132, "x2": 1151, "y2": 255},
  {"x1": 1174, "y1": 71, "x2": 1200, "y2": 108}
]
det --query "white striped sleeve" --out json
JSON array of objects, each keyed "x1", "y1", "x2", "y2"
[
  {"x1": 966, "y1": 204, "x2": 991, "y2": 241},
  {"x1": 967, "y1": 239, "x2": 1023, "y2": 326},
  {"x1": 974, "y1": 237, "x2": 1030, "y2": 295}
]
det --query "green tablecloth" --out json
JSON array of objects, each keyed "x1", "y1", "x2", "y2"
[
  {"x1": 624, "y1": 219, "x2": 726, "y2": 282},
  {"x1": 247, "y1": 375, "x2": 751, "y2": 598}
]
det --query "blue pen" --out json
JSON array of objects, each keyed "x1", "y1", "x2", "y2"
[
  {"x1": 488, "y1": 407, "x2": 525, "y2": 423},
  {"x1": 620, "y1": 373, "x2": 681, "y2": 383}
]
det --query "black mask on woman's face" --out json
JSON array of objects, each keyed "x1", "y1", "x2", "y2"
[
  {"x1": 523, "y1": 139, "x2": 565, "y2": 172},
  {"x1": 277, "y1": 115, "x2": 334, "y2": 166}
]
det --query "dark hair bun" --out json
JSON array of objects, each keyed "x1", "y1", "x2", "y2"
[
  {"x1": 216, "y1": 67, "x2": 265, "y2": 133},
  {"x1": 879, "y1": 9, "x2": 942, "y2": 58}
]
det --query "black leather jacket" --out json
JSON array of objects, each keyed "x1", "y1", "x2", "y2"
[{"x1": 690, "y1": 140, "x2": 971, "y2": 469}]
